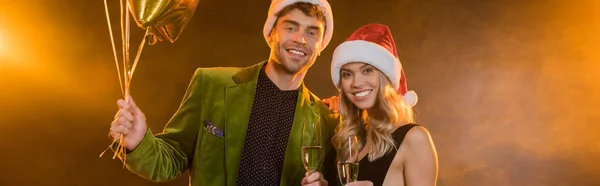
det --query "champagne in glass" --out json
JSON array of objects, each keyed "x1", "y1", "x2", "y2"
[
  {"x1": 302, "y1": 145, "x2": 322, "y2": 173},
  {"x1": 338, "y1": 136, "x2": 359, "y2": 185},
  {"x1": 337, "y1": 161, "x2": 359, "y2": 185},
  {"x1": 302, "y1": 120, "x2": 322, "y2": 174}
]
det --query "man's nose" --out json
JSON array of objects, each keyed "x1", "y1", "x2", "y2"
[{"x1": 291, "y1": 31, "x2": 306, "y2": 44}]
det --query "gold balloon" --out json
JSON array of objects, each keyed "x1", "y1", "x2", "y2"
[{"x1": 128, "y1": 0, "x2": 200, "y2": 45}]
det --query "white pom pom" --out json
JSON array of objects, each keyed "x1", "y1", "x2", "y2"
[{"x1": 402, "y1": 90, "x2": 418, "y2": 107}]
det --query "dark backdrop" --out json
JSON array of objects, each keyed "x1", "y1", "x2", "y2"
[{"x1": 1, "y1": 0, "x2": 598, "y2": 185}]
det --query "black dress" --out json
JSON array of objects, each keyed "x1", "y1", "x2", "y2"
[{"x1": 356, "y1": 124, "x2": 418, "y2": 186}]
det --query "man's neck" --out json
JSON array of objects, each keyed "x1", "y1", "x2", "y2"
[{"x1": 264, "y1": 60, "x2": 306, "y2": 91}]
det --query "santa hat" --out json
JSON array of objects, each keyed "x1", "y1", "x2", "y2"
[
  {"x1": 263, "y1": 0, "x2": 334, "y2": 51},
  {"x1": 330, "y1": 23, "x2": 418, "y2": 107}
]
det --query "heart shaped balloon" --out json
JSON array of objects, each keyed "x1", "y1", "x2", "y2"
[{"x1": 128, "y1": 0, "x2": 200, "y2": 45}]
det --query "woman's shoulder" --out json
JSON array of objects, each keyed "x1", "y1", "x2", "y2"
[
  {"x1": 402, "y1": 124, "x2": 434, "y2": 148},
  {"x1": 393, "y1": 123, "x2": 433, "y2": 146}
]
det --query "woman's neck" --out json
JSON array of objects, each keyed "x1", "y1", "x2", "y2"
[{"x1": 365, "y1": 107, "x2": 384, "y2": 129}]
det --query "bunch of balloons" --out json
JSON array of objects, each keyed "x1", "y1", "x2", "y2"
[{"x1": 99, "y1": 0, "x2": 200, "y2": 163}]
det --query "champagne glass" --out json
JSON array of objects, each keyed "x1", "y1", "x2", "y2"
[
  {"x1": 301, "y1": 120, "x2": 322, "y2": 174},
  {"x1": 337, "y1": 136, "x2": 359, "y2": 185}
]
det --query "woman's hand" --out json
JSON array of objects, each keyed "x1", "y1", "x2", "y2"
[{"x1": 346, "y1": 180, "x2": 374, "y2": 186}]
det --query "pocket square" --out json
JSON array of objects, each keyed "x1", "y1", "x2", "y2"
[{"x1": 204, "y1": 120, "x2": 224, "y2": 138}]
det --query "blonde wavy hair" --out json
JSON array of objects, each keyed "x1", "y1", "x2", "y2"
[{"x1": 332, "y1": 72, "x2": 416, "y2": 162}]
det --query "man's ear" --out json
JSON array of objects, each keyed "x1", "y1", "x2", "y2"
[
  {"x1": 267, "y1": 27, "x2": 276, "y2": 43},
  {"x1": 266, "y1": 35, "x2": 274, "y2": 48},
  {"x1": 316, "y1": 44, "x2": 324, "y2": 56}
]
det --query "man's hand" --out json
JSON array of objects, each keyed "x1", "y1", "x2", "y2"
[
  {"x1": 301, "y1": 171, "x2": 328, "y2": 186},
  {"x1": 110, "y1": 96, "x2": 148, "y2": 151},
  {"x1": 322, "y1": 96, "x2": 339, "y2": 113}
]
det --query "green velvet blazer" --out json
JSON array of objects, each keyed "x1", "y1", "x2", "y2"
[{"x1": 117, "y1": 61, "x2": 340, "y2": 186}]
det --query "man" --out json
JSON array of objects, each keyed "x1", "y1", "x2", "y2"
[{"x1": 109, "y1": 0, "x2": 339, "y2": 185}]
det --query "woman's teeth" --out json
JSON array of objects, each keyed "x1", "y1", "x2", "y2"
[{"x1": 355, "y1": 90, "x2": 370, "y2": 97}]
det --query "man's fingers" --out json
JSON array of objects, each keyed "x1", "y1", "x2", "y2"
[
  {"x1": 110, "y1": 118, "x2": 120, "y2": 127},
  {"x1": 110, "y1": 116, "x2": 132, "y2": 139},
  {"x1": 114, "y1": 108, "x2": 134, "y2": 121},
  {"x1": 118, "y1": 117, "x2": 133, "y2": 129},
  {"x1": 301, "y1": 178, "x2": 309, "y2": 185},
  {"x1": 114, "y1": 110, "x2": 120, "y2": 119},
  {"x1": 110, "y1": 131, "x2": 121, "y2": 140},
  {"x1": 110, "y1": 125, "x2": 129, "y2": 138},
  {"x1": 310, "y1": 172, "x2": 322, "y2": 181},
  {"x1": 128, "y1": 96, "x2": 141, "y2": 113},
  {"x1": 112, "y1": 113, "x2": 133, "y2": 128},
  {"x1": 117, "y1": 99, "x2": 132, "y2": 113},
  {"x1": 304, "y1": 172, "x2": 321, "y2": 183},
  {"x1": 127, "y1": 97, "x2": 146, "y2": 120},
  {"x1": 121, "y1": 109, "x2": 134, "y2": 121},
  {"x1": 302, "y1": 171, "x2": 321, "y2": 185}
]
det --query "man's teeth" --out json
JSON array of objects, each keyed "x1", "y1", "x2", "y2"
[
  {"x1": 355, "y1": 90, "x2": 370, "y2": 97},
  {"x1": 288, "y1": 49, "x2": 305, "y2": 55}
]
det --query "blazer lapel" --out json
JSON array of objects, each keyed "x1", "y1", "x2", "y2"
[
  {"x1": 280, "y1": 83, "x2": 320, "y2": 185},
  {"x1": 224, "y1": 62, "x2": 264, "y2": 186}
]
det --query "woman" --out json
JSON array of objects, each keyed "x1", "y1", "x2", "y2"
[{"x1": 325, "y1": 23, "x2": 438, "y2": 186}]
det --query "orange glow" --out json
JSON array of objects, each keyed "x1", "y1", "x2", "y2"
[
  {"x1": 0, "y1": 2, "x2": 121, "y2": 108},
  {"x1": 0, "y1": 19, "x2": 11, "y2": 63},
  {"x1": 0, "y1": 29, "x2": 4, "y2": 55},
  {"x1": 0, "y1": 4, "x2": 31, "y2": 67}
]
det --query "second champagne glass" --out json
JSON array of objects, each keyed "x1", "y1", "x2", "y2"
[{"x1": 337, "y1": 135, "x2": 359, "y2": 185}]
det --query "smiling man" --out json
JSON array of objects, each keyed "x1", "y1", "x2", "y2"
[{"x1": 108, "y1": 0, "x2": 340, "y2": 186}]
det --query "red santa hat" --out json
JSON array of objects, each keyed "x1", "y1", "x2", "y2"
[
  {"x1": 331, "y1": 23, "x2": 418, "y2": 107},
  {"x1": 263, "y1": 0, "x2": 334, "y2": 51}
]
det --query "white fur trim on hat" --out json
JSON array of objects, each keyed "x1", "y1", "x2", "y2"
[
  {"x1": 263, "y1": 0, "x2": 334, "y2": 51},
  {"x1": 402, "y1": 90, "x2": 418, "y2": 107},
  {"x1": 331, "y1": 40, "x2": 402, "y2": 90}
]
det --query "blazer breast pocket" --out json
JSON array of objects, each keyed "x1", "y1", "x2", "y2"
[{"x1": 203, "y1": 120, "x2": 224, "y2": 139}]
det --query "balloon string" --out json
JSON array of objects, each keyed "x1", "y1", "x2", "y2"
[
  {"x1": 103, "y1": 0, "x2": 124, "y2": 96},
  {"x1": 120, "y1": 0, "x2": 126, "y2": 97},
  {"x1": 124, "y1": 0, "x2": 131, "y2": 99},
  {"x1": 118, "y1": 0, "x2": 129, "y2": 166},
  {"x1": 99, "y1": 135, "x2": 120, "y2": 158},
  {"x1": 99, "y1": 0, "x2": 148, "y2": 167},
  {"x1": 130, "y1": 29, "x2": 148, "y2": 83},
  {"x1": 98, "y1": 0, "x2": 134, "y2": 167},
  {"x1": 99, "y1": 0, "x2": 122, "y2": 160},
  {"x1": 121, "y1": 0, "x2": 130, "y2": 100},
  {"x1": 112, "y1": 20, "x2": 148, "y2": 164}
]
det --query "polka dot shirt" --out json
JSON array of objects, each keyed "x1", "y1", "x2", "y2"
[{"x1": 236, "y1": 66, "x2": 299, "y2": 186}]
